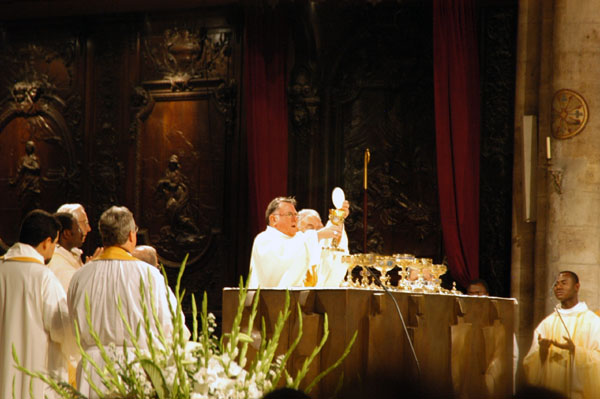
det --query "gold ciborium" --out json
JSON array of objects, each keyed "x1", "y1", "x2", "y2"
[
  {"x1": 328, "y1": 208, "x2": 346, "y2": 248},
  {"x1": 328, "y1": 187, "x2": 347, "y2": 248}
]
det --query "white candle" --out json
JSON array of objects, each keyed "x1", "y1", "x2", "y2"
[{"x1": 546, "y1": 136, "x2": 552, "y2": 160}]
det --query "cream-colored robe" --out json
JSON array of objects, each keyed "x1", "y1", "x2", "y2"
[
  {"x1": 0, "y1": 243, "x2": 77, "y2": 399},
  {"x1": 68, "y1": 246, "x2": 181, "y2": 399},
  {"x1": 48, "y1": 245, "x2": 83, "y2": 294},
  {"x1": 48, "y1": 244, "x2": 83, "y2": 385},
  {"x1": 523, "y1": 302, "x2": 600, "y2": 399},
  {"x1": 248, "y1": 226, "x2": 320, "y2": 288},
  {"x1": 316, "y1": 221, "x2": 349, "y2": 287}
]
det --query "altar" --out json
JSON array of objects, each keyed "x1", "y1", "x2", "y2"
[{"x1": 222, "y1": 288, "x2": 516, "y2": 399}]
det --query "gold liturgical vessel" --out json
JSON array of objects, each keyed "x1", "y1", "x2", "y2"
[{"x1": 328, "y1": 187, "x2": 346, "y2": 249}]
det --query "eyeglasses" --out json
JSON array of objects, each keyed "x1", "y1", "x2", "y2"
[
  {"x1": 274, "y1": 212, "x2": 298, "y2": 218},
  {"x1": 134, "y1": 225, "x2": 139, "y2": 233}
]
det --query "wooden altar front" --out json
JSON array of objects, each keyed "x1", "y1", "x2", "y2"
[{"x1": 222, "y1": 288, "x2": 517, "y2": 399}]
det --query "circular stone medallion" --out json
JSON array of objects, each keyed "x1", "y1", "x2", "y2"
[{"x1": 551, "y1": 89, "x2": 588, "y2": 139}]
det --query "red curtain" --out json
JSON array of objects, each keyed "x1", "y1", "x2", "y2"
[
  {"x1": 433, "y1": 0, "x2": 481, "y2": 289},
  {"x1": 244, "y1": 7, "x2": 289, "y2": 236}
]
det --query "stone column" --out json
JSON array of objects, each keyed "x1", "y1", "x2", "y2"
[
  {"x1": 511, "y1": 0, "x2": 545, "y2": 376},
  {"x1": 541, "y1": 0, "x2": 600, "y2": 315}
]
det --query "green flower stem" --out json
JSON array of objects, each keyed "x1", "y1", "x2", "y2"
[
  {"x1": 83, "y1": 294, "x2": 127, "y2": 395},
  {"x1": 116, "y1": 297, "x2": 144, "y2": 358},
  {"x1": 238, "y1": 287, "x2": 260, "y2": 369},
  {"x1": 304, "y1": 330, "x2": 358, "y2": 393},
  {"x1": 271, "y1": 304, "x2": 303, "y2": 387},
  {"x1": 291, "y1": 313, "x2": 330, "y2": 389},
  {"x1": 191, "y1": 293, "x2": 198, "y2": 342}
]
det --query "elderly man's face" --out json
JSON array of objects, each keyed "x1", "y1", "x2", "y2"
[
  {"x1": 271, "y1": 202, "x2": 299, "y2": 237},
  {"x1": 298, "y1": 215, "x2": 323, "y2": 232},
  {"x1": 74, "y1": 208, "x2": 91, "y2": 243},
  {"x1": 69, "y1": 219, "x2": 85, "y2": 249}
]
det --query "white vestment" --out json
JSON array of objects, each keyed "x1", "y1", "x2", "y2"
[
  {"x1": 68, "y1": 246, "x2": 181, "y2": 399},
  {"x1": 48, "y1": 245, "x2": 84, "y2": 384},
  {"x1": 523, "y1": 302, "x2": 600, "y2": 399},
  {"x1": 0, "y1": 243, "x2": 77, "y2": 399},
  {"x1": 316, "y1": 221, "x2": 350, "y2": 287},
  {"x1": 248, "y1": 226, "x2": 320, "y2": 288},
  {"x1": 48, "y1": 245, "x2": 83, "y2": 294}
]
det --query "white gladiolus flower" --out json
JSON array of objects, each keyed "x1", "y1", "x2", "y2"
[{"x1": 13, "y1": 268, "x2": 351, "y2": 399}]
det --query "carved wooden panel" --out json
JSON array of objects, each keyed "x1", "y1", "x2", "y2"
[
  {"x1": 289, "y1": 3, "x2": 443, "y2": 260},
  {"x1": 136, "y1": 16, "x2": 239, "y2": 313},
  {"x1": 0, "y1": 32, "x2": 84, "y2": 243},
  {"x1": 289, "y1": 2, "x2": 517, "y2": 294},
  {"x1": 0, "y1": 12, "x2": 243, "y2": 315},
  {"x1": 479, "y1": 4, "x2": 517, "y2": 297}
]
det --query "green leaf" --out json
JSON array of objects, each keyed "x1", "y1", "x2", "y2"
[
  {"x1": 140, "y1": 358, "x2": 168, "y2": 399},
  {"x1": 236, "y1": 332, "x2": 254, "y2": 343}
]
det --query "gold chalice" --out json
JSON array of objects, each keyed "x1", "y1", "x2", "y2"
[
  {"x1": 430, "y1": 264, "x2": 447, "y2": 293},
  {"x1": 394, "y1": 253, "x2": 415, "y2": 292},
  {"x1": 373, "y1": 255, "x2": 394, "y2": 288},
  {"x1": 341, "y1": 254, "x2": 359, "y2": 287}
]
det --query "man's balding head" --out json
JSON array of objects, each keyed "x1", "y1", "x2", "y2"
[
  {"x1": 57, "y1": 203, "x2": 91, "y2": 243},
  {"x1": 132, "y1": 245, "x2": 159, "y2": 268},
  {"x1": 298, "y1": 209, "x2": 323, "y2": 232}
]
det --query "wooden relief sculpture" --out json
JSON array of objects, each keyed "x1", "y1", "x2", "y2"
[
  {"x1": 144, "y1": 27, "x2": 231, "y2": 91},
  {"x1": 9, "y1": 140, "x2": 41, "y2": 214},
  {"x1": 154, "y1": 154, "x2": 209, "y2": 265}
]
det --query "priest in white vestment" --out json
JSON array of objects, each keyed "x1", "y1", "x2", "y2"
[
  {"x1": 68, "y1": 206, "x2": 183, "y2": 399},
  {"x1": 248, "y1": 197, "x2": 342, "y2": 289},
  {"x1": 298, "y1": 205, "x2": 350, "y2": 287},
  {"x1": 48, "y1": 212, "x2": 87, "y2": 386},
  {"x1": 56, "y1": 203, "x2": 95, "y2": 262},
  {"x1": 523, "y1": 271, "x2": 600, "y2": 399},
  {"x1": 49, "y1": 212, "x2": 85, "y2": 293},
  {"x1": 0, "y1": 210, "x2": 77, "y2": 399}
]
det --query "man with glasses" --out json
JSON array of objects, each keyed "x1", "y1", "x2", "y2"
[
  {"x1": 0, "y1": 210, "x2": 77, "y2": 399},
  {"x1": 248, "y1": 196, "x2": 342, "y2": 288}
]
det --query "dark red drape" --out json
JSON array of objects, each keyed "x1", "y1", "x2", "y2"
[
  {"x1": 433, "y1": 0, "x2": 481, "y2": 289},
  {"x1": 244, "y1": 7, "x2": 289, "y2": 237}
]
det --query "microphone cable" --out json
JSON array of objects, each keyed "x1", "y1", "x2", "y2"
[{"x1": 363, "y1": 264, "x2": 421, "y2": 377}]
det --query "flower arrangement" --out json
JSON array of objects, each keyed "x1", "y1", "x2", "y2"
[{"x1": 13, "y1": 257, "x2": 357, "y2": 398}]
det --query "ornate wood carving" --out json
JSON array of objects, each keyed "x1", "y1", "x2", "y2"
[
  {"x1": 287, "y1": 64, "x2": 320, "y2": 204},
  {"x1": 289, "y1": 65, "x2": 320, "y2": 145},
  {"x1": 0, "y1": 38, "x2": 82, "y2": 226},
  {"x1": 143, "y1": 27, "x2": 232, "y2": 92},
  {"x1": 152, "y1": 154, "x2": 213, "y2": 267},
  {"x1": 325, "y1": 4, "x2": 441, "y2": 258},
  {"x1": 129, "y1": 86, "x2": 155, "y2": 141},
  {"x1": 479, "y1": 5, "x2": 517, "y2": 297},
  {"x1": 89, "y1": 37, "x2": 125, "y2": 220},
  {"x1": 9, "y1": 140, "x2": 42, "y2": 213},
  {"x1": 212, "y1": 79, "x2": 237, "y2": 138},
  {"x1": 136, "y1": 19, "x2": 239, "y2": 315}
]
